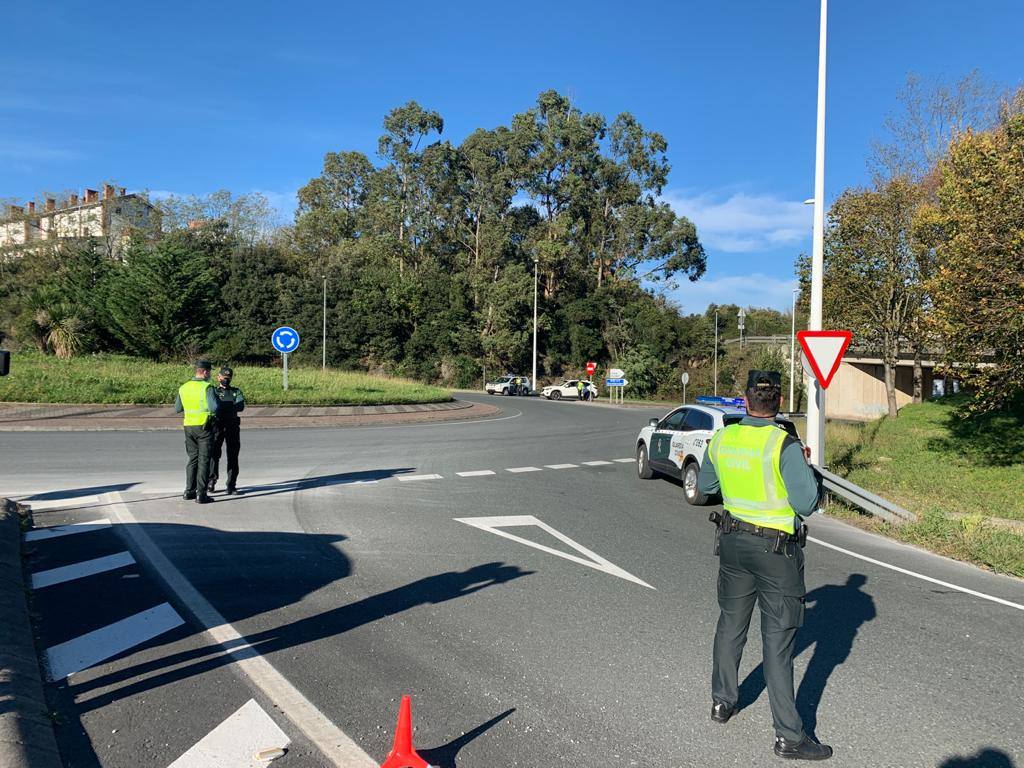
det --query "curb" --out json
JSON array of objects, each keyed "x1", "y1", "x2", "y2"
[{"x1": 0, "y1": 499, "x2": 62, "y2": 768}]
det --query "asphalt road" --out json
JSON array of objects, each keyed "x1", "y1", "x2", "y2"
[{"x1": 4, "y1": 394, "x2": 1023, "y2": 768}]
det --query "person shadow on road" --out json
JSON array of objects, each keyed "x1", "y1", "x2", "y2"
[{"x1": 738, "y1": 573, "x2": 876, "y2": 737}]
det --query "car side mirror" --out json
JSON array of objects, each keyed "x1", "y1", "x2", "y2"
[{"x1": 649, "y1": 418, "x2": 659, "y2": 427}]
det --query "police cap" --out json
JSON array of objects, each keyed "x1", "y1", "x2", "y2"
[
  {"x1": 219, "y1": 366, "x2": 233, "y2": 376},
  {"x1": 746, "y1": 369, "x2": 782, "y2": 390},
  {"x1": 195, "y1": 359, "x2": 213, "y2": 371}
]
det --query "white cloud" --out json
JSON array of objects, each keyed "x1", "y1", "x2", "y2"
[
  {"x1": 664, "y1": 189, "x2": 812, "y2": 253},
  {"x1": 666, "y1": 273, "x2": 799, "y2": 313}
]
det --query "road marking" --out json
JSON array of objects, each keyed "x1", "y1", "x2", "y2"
[
  {"x1": 809, "y1": 536, "x2": 1024, "y2": 612},
  {"x1": 454, "y1": 515, "x2": 655, "y2": 589},
  {"x1": 613, "y1": 458, "x2": 635, "y2": 463},
  {"x1": 168, "y1": 699, "x2": 290, "y2": 768},
  {"x1": 105, "y1": 493, "x2": 377, "y2": 768},
  {"x1": 23, "y1": 495, "x2": 101, "y2": 511},
  {"x1": 456, "y1": 470, "x2": 496, "y2": 477},
  {"x1": 544, "y1": 464, "x2": 578, "y2": 470},
  {"x1": 506, "y1": 466, "x2": 542, "y2": 473},
  {"x1": 24, "y1": 520, "x2": 111, "y2": 542},
  {"x1": 31, "y1": 551, "x2": 136, "y2": 589},
  {"x1": 44, "y1": 602, "x2": 184, "y2": 681},
  {"x1": 398, "y1": 473, "x2": 444, "y2": 482},
  {"x1": 582, "y1": 460, "x2": 613, "y2": 466}
]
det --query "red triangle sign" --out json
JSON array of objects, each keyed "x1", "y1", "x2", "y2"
[{"x1": 797, "y1": 330, "x2": 852, "y2": 389}]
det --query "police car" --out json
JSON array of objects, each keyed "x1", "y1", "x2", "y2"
[
  {"x1": 635, "y1": 396, "x2": 801, "y2": 506},
  {"x1": 485, "y1": 375, "x2": 531, "y2": 396}
]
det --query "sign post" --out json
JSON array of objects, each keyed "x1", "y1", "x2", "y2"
[
  {"x1": 797, "y1": 330, "x2": 851, "y2": 467},
  {"x1": 681, "y1": 371, "x2": 689, "y2": 403},
  {"x1": 271, "y1": 326, "x2": 301, "y2": 391}
]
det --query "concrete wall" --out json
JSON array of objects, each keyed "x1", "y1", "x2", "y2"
[{"x1": 826, "y1": 360, "x2": 934, "y2": 420}]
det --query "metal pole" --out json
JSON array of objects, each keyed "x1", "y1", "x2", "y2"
[
  {"x1": 790, "y1": 288, "x2": 798, "y2": 411},
  {"x1": 322, "y1": 274, "x2": 327, "y2": 371},
  {"x1": 806, "y1": 0, "x2": 828, "y2": 466},
  {"x1": 283, "y1": 352, "x2": 289, "y2": 391},
  {"x1": 531, "y1": 258, "x2": 539, "y2": 394},
  {"x1": 713, "y1": 309, "x2": 719, "y2": 397}
]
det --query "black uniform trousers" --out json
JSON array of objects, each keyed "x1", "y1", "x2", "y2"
[
  {"x1": 712, "y1": 528, "x2": 806, "y2": 742},
  {"x1": 209, "y1": 420, "x2": 240, "y2": 490},
  {"x1": 184, "y1": 424, "x2": 213, "y2": 495}
]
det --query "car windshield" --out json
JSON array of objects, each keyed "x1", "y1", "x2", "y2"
[
  {"x1": 722, "y1": 414, "x2": 800, "y2": 440},
  {"x1": 495, "y1": 377, "x2": 512, "y2": 383}
]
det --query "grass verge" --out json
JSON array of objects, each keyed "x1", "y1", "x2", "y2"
[{"x1": 0, "y1": 352, "x2": 452, "y2": 406}]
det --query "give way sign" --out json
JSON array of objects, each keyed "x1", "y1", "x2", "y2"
[{"x1": 797, "y1": 330, "x2": 852, "y2": 389}]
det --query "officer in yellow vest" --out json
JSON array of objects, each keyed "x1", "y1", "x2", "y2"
[
  {"x1": 174, "y1": 359, "x2": 221, "y2": 504},
  {"x1": 697, "y1": 370, "x2": 832, "y2": 761}
]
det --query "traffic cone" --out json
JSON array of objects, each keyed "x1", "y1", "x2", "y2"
[{"x1": 380, "y1": 695, "x2": 431, "y2": 768}]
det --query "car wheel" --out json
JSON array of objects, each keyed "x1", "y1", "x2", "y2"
[
  {"x1": 683, "y1": 461, "x2": 709, "y2": 506},
  {"x1": 637, "y1": 443, "x2": 654, "y2": 479},
  {"x1": 551, "y1": 391, "x2": 561, "y2": 401}
]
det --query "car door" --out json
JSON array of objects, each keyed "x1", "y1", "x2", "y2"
[
  {"x1": 675, "y1": 408, "x2": 715, "y2": 471},
  {"x1": 649, "y1": 408, "x2": 687, "y2": 471},
  {"x1": 564, "y1": 380, "x2": 580, "y2": 398}
]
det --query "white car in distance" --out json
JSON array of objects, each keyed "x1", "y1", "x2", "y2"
[{"x1": 541, "y1": 379, "x2": 599, "y2": 400}]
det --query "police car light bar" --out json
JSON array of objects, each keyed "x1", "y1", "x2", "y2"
[{"x1": 695, "y1": 395, "x2": 746, "y2": 408}]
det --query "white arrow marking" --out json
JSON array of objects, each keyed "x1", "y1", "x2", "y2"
[
  {"x1": 454, "y1": 515, "x2": 654, "y2": 589},
  {"x1": 168, "y1": 699, "x2": 291, "y2": 768}
]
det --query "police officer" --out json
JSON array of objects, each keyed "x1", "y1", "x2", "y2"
[
  {"x1": 697, "y1": 370, "x2": 832, "y2": 761},
  {"x1": 174, "y1": 360, "x2": 220, "y2": 504},
  {"x1": 208, "y1": 366, "x2": 245, "y2": 494},
  {"x1": 576, "y1": 379, "x2": 585, "y2": 401}
]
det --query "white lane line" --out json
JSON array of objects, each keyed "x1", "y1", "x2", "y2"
[
  {"x1": 809, "y1": 536, "x2": 1024, "y2": 612},
  {"x1": 545, "y1": 464, "x2": 578, "y2": 470},
  {"x1": 456, "y1": 470, "x2": 496, "y2": 477},
  {"x1": 614, "y1": 458, "x2": 635, "y2": 463},
  {"x1": 582, "y1": 460, "x2": 613, "y2": 466},
  {"x1": 168, "y1": 699, "x2": 290, "y2": 768},
  {"x1": 506, "y1": 466, "x2": 542, "y2": 473},
  {"x1": 105, "y1": 492, "x2": 377, "y2": 768},
  {"x1": 334, "y1": 478, "x2": 379, "y2": 486},
  {"x1": 44, "y1": 603, "x2": 184, "y2": 681},
  {"x1": 23, "y1": 495, "x2": 101, "y2": 511},
  {"x1": 24, "y1": 520, "x2": 111, "y2": 542},
  {"x1": 398, "y1": 474, "x2": 444, "y2": 482},
  {"x1": 31, "y1": 551, "x2": 136, "y2": 590}
]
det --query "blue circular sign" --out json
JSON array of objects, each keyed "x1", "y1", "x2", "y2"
[{"x1": 271, "y1": 326, "x2": 300, "y2": 354}]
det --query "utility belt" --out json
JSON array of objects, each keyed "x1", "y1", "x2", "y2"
[{"x1": 709, "y1": 510, "x2": 806, "y2": 557}]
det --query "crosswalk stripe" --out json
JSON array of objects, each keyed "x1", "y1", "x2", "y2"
[
  {"x1": 31, "y1": 551, "x2": 136, "y2": 590},
  {"x1": 44, "y1": 602, "x2": 184, "y2": 681},
  {"x1": 582, "y1": 460, "x2": 613, "y2": 466},
  {"x1": 545, "y1": 464, "x2": 579, "y2": 470},
  {"x1": 456, "y1": 470, "x2": 496, "y2": 477},
  {"x1": 506, "y1": 466, "x2": 542, "y2": 473},
  {"x1": 398, "y1": 474, "x2": 443, "y2": 482},
  {"x1": 24, "y1": 520, "x2": 111, "y2": 542}
]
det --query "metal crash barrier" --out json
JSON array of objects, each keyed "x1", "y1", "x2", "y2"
[{"x1": 815, "y1": 466, "x2": 917, "y2": 525}]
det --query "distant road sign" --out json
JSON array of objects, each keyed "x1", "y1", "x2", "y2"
[
  {"x1": 271, "y1": 326, "x2": 300, "y2": 354},
  {"x1": 681, "y1": 372, "x2": 689, "y2": 385},
  {"x1": 586, "y1": 361, "x2": 596, "y2": 376},
  {"x1": 797, "y1": 330, "x2": 851, "y2": 389},
  {"x1": 608, "y1": 368, "x2": 625, "y2": 379},
  {"x1": 605, "y1": 378, "x2": 627, "y2": 386}
]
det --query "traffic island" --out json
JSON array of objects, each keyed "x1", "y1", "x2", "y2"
[{"x1": 0, "y1": 499, "x2": 63, "y2": 768}]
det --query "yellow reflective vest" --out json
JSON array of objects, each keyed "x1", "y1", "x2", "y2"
[
  {"x1": 178, "y1": 379, "x2": 213, "y2": 427},
  {"x1": 707, "y1": 423, "x2": 796, "y2": 534}
]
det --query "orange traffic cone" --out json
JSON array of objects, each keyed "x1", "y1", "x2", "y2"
[{"x1": 380, "y1": 695, "x2": 431, "y2": 768}]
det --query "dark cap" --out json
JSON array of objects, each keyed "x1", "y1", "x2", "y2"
[
  {"x1": 746, "y1": 369, "x2": 782, "y2": 390},
  {"x1": 219, "y1": 366, "x2": 233, "y2": 376},
  {"x1": 194, "y1": 359, "x2": 213, "y2": 371}
]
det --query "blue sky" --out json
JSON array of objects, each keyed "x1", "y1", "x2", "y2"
[{"x1": 2, "y1": 1, "x2": 1021, "y2": 311}]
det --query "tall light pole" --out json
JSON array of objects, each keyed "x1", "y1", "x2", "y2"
[
  {"x1": 322, "y1": 274, "x2": 327, "y2": 370},
  {"x1": 531, "y1": 257, "x2": 539, "y2": 393},
  {"x1": 789, "y1": 287, "x2": 799, "y2": 411},
  {"x1": 713, "y1": 308, "x2": 719, "y2": 397},
  {"x1": 806, "y1": 0, "x2": 829, "y2": 466}
]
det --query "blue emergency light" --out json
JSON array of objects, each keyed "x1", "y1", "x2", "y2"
[{"x1": 695, "y1": 395, "x2": 746, "y2": 409}]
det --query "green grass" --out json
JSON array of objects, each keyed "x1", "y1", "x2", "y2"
[
  {"x1": 812, "y1": 397, "x2": 1024, "y2": 577},
  {"x1": 0, "y1": 352, "x2": 452, "y2": 406}
]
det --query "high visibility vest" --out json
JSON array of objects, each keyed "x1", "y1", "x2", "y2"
[
  {"x1": 179, "y1": 379, "x2": 213, "y2": 427},
  {"x1": 707, "y1": 423, "x2": 796, "y2": 534}
]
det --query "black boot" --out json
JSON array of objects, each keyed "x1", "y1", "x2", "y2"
[
  {"x1": 774, "y1": 736, "x2": 833, "y2": 760},
  {"x1": 710, "y1": 702, "x2": 735, "y2": 724},
  {"x1": 196, "y1": 494, "x2": 214, "y2": 504},
  {"x1": 225, "y1": 486, "x2": 237, "y2": 495},
  {"x1": 183, "y1": 490, "x2": 197, "y2": 500}
]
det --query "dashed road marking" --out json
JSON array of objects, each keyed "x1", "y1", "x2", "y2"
[
  {"x1": 456, "y1": 470, "x2": 496, "y2": 477},
  {"x1": 24, "y1": 520, "x2": 111, "y2": 542},
  {"x1": 398, "y1": 474, "x2": 444, "y2": 482},
  {"x1": 613, "y1": 458, "x2": 635, "y2": 463},
  {"x1": 506, "y1": 466, "x2": 542, "y2": 473},
  {"x1": 582, "y1": 460, "x2": 613, "y2": 466},
  {"x1": 168, "y1": 699, "x2": 291, "y2": 768},
  {"x1": 44, "y1": 602, "x2": 184, "y2": 681},
  {"x1": 31, "y1": 551, "x2": 136, "y2": 589},
  {"x1": 544, "y1": 464, "x2": 579, "y2": 470}
]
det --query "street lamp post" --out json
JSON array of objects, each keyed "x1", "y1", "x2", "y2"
[
  {"x1": 806, "y1": 0, "x2": 829, "y2": 466},
  {"x1": 322, "y1": 274, "x2": 327, "y2": 371},
  {"x1": 789, "y1": 287, "x2": 799, "y2": 411},
  {"x1": 713, "y1": 309, "x2": 719, "y2": 397},
  {"x1": 531, "y1": 257, "x2": 539, "y2": 394}
]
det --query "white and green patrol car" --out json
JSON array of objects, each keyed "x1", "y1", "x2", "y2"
[{"x1": 634, "y1": 397, "x2": 801, "y2": 507}]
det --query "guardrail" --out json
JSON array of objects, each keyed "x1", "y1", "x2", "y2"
[{"x1": 815, "y1": 467, "x2": 917, "y2": 525}]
